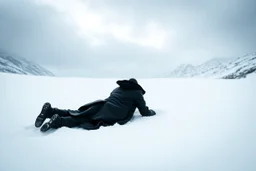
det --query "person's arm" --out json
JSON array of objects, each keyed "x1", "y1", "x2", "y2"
[{"x1": 135, "y1": 91, "x2": 156, "y2": 116}]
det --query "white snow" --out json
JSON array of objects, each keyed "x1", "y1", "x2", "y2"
[{"x1": 0, "y1": 73, "x2": 255, "y2": 171}]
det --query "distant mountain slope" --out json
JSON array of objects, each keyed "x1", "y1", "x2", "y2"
[
  {"x1": 168, "y1": 52, "x2": 256, "y2": 79},
  {"x1": 0, "y1": 50, "x2": 54, "y2": 76}
]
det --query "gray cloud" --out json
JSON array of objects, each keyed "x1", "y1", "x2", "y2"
[
  {"x1": 100, "y1": 0, "x2": 256, "y2": 56},
  {"x1": 0, "y1": 1, "x2": 90, "y2": 67},
  {"x1": 0, "y1": 0, "x2": 255, "y2": 77}
]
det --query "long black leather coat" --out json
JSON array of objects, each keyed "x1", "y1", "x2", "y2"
[{"x1": 69, "y1": 79, "x2": 155, "y2": 130}]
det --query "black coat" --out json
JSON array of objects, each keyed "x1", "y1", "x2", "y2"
[{"x1": 69, "y1": 79, "x2": 155, "y2": 130}]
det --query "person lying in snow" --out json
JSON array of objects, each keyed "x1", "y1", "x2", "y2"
[{"x1": 35, "y1": 78, "x2": 156, "y2": 132}]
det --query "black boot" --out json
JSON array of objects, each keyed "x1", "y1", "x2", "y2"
[
  {"x1": 40, "y1": 114, "x2": 62, "y2": 132},
  {"x1": 35, "y1": 102, "x2": 54, "y2": 128}
]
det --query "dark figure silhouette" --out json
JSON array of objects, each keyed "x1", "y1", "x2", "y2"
[{"x1": 35, "y1": 78, "x2": 156, "y2": 132}]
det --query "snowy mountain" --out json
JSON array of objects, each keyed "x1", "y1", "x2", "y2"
[
  {"x1": 0, "y1": 50, "x2": 54, "y2": 76},
  {"x1": 0, "y1": 73, "x2": 255, "y2": 171},
  {"x1": 168, "y1": 52, "x2": 256, "y2": 79}
]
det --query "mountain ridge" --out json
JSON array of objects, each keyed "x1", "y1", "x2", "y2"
[
  {"x1": 0, "y1": 50, "x2": 54, "y2": 76},
  {"x1": 168, "y1": 52, "x2": 256, "y2": 79}
]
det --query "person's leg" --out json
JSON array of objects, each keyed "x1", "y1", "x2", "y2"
[
  {"x1": 51, "y1": 103, "x2": 103, "y2": 117},
  {"x1": 52, "y1": 108, "x2": 70, "y2": 117},
  {"x1": 35, "y1": 103, "x2": 74, "y2": 128},
  {"x1": 40, "y1": 115, "x2": 89, "y2": 132},
  {"x1": 39, "y1": 103, "x2": 103, "y2": 132},
  {"x1": 61, "y1": 116, "x2": 89, "y2": 128},
  {"x1": 59, "y1": 104, "x2": 103, "y2": 129},
  {"x1": 40, "y1": 114, "x2": 62, "y2": 132}
]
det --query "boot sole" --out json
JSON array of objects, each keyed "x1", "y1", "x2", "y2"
[
  {"x1": 40, "y1": 114, "x2": 61, "y2": 132},
  {"x1": 35, "y1": 103, "x2": 51, "y2": 128}
]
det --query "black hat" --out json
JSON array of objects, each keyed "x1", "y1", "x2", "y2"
[
  {"x1": 128, "y1": 78, "x2": 138, "y2": 84},
  {"x1": 117, "y1": 78, "x2": 145, "y2": 94}
]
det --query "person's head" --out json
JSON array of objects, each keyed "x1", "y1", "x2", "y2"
[{"x1": 116, "y1": 78, "x2": 145, "y2": 94}]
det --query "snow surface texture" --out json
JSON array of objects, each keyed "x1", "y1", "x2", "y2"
[
  {"x1": 168, "y1": 52, "x2": 256, "y2": 79},
  {"x1": 0, "y1": 73, "x2": 255, "y2": 171},
  {"x1": 0, "y1": 50, "x2": 54, "y2": 76}
]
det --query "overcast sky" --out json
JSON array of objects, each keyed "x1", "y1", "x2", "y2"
[{"x1": 0, "y1": 0, "x2": 255, "y2": 77}]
